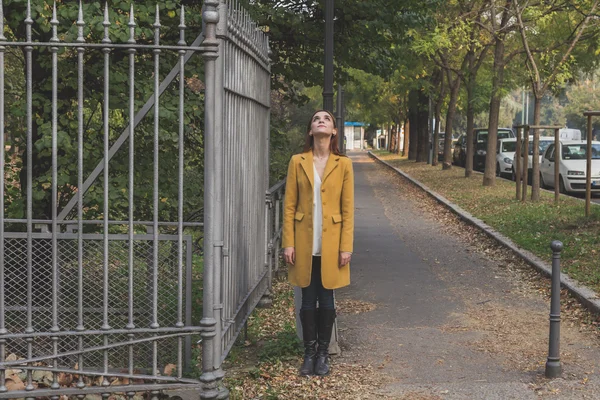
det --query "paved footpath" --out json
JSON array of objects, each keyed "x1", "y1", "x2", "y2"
[{"x1": 335, "y1": 151, "x2": 600, "y2": 400}]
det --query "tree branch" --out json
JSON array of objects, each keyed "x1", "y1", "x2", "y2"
[
  {"x1": 541, "y1": 0, "x2": 600, "y2": 93},
  {"x1": 513, "y1": 0, "x2": 542, "y2": 95}
]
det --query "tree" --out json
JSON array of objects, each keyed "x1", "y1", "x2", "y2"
[
  {"x1": 482, "y1": 0, "x2": 515, "y2": 187},
  {"x1": 461, "y1": 10, "x2": 491, "y2": 177},
  {"x1": 514, "y1": 0, "x2": 600, "y2": 200},
  {"x1": 411, "y1": 1, "x2": 491, "y2": 170}
]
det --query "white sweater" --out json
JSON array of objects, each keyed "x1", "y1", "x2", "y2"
[{"x1": 312, "y1": 163, "x2": 323, "y2": 256}]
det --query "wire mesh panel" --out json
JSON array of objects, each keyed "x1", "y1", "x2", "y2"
[{"x1": 4, "y1": 233, "x2": 192, "y2": 369}]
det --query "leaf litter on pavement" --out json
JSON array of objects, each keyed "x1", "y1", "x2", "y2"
[
  {"x1": 226, "y1": 153, "x2": 600, "y2": 398},
  {"x1": 370, "y1": 154, "x2": 600, "y2": 397},
  {"x1": 224, "y1": 278, "x2": 390, "y2": 399}
]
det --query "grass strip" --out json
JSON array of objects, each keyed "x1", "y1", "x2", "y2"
[{"x1": 372, "y1": 151, "x2": 600, "y2": 294}]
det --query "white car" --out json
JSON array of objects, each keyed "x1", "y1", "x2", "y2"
[
  {"x1": 496, "y1": 138, "x2": 516, "y2": 177},
  {"x1": 512, "y1": 136, "x2": 554, "y2": 181},
  {"x1": 539, "y1": 140, "x2": 600, "y2": 193}
]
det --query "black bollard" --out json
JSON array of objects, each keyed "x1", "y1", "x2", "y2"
[{"x1": 545, "y1": 240, "x2": 563, "y2": 378}]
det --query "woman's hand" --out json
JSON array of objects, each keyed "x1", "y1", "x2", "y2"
[
  {"x1": 283, "y1": 247, "x2": 296, "y2": 265},
  {"x1": 339, "y1": 251, "x2": 352, "y2": 267}
]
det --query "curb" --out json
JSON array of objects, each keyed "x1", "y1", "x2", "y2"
[{"x1": 368, "y1": 151, "x2": 600, "y2": 316}]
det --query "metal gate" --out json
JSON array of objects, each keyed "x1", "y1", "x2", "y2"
[
  {"x1": 0, "y1": 0, "x2": 270, "y2": 398},
  {"x1": 198, "y1": 2, "x2": 271, "y2": 398}
]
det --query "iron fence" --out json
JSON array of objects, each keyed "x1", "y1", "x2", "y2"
[
  {"x1": 198, "y1": 2, "x2": 271, "y2": 397},
  {"x1": 0, "y1": 0, "x2": 211, "y2": 398},
  {"x1": 0, "y1": 0, "x2": 272, "y2": 398}
]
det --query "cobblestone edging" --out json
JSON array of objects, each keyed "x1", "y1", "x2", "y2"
[{"x1": 368, "y1": 151, "x2": 600, "y2": 316}]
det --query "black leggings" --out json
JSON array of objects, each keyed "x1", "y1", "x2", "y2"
[{"x1": 301, "y1": 256, "x2": 335, "y2": 310}]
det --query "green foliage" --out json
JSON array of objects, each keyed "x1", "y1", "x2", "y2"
[
  {"x1": 258, "y1": 324, "x2": 302, "y2": 362},
  {"x1": 3, "y1": 0, "x2": 205, "y2": 225}
]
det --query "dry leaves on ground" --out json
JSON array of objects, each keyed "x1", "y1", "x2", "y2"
[
  {"x1": 336, "y1": 299, "x2": 377, "y2": 314},
  {"x1": 225, "y1": 275, "x2": 392, "y2": 399},
  {"x1": 228, "y1": 361, "x2": 392, "y2": 400}
]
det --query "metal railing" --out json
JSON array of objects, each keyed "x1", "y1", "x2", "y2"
[{"x1": 265, "y1": 179, "x2": 286, "y2": 295}]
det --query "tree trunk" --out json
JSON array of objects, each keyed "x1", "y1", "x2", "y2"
[
  {"x1": 483, "y1": 38, "x2": 506, "y2": 186},
  {"x1": 433, "y1": 72, "x2": 446, "y2": 167},
  {"x1": 408, "y1": 90, "x2": 419, "y2": 160},
  {"x1": 396, "y1": 123, "x2": 401, "y2": 154},
  {"x1": 530, "y1": 94, "x2": 542, "y2": 201},
  {"x1": 403, "y1": 120, "x2": 410, "y2": 157},
  {"x1": 465, "y1": 57, "x2": 476, "y2": 177},
  {"x1": 416, "y1": 90, "x2": 430, "y2": 162},
  {"x1": 443, "y1": 75, "x2": 461, "y2": 170}
]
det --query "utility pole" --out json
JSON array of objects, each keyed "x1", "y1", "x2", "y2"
[
  {"x1": 323, "y1": 0, "x2": 334, "y2": 112},
  {"x1": 336, "y1": 83, "x2": 344, "y2": 152}
]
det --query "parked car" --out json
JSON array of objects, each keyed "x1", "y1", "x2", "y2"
[
  {"x1": 496, "y1": 138, "x2": 517, "y2": 178},
  {"x1": 512, "y1": 136, "x2": 554, "y2": 182},
  {"x1": 473, "y1": 141, "x2": 488, "y2": 171},
  {"x1": 454, "y1": 128, "x2": 515, "y2": 169},
  {"x1": 539, "y1": 140, "x2": 600, "y2": 193},
  {"x1": 437, "y1": 132, "x2": 460, "y2": 161},
  {"x1": 453, "y1": 134, "x2": 466, "y2": 166}
]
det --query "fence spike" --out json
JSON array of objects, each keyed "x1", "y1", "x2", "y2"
[
  {"x1": 154, "y1": 3, "x2": 161, "y2": 27},
  {"x1": 128, "y1": 3, "x2": 136, "y2": 44},
  {"x1": 76, "y1": 0, "x2": 85, "y2": 43},
  {"x1": 102, "y1": 1, "x2": 111, "y2": 44},
  {"x1": 0, "y1": 0, "x2": 5, "y2": 41},
  {"x1": 24, "y1": 0, "x2": 32, "y2": 42},
  {"x1": 178, "y1": 5, "x2": 186, "y2": 46},
  {"x1": 153, "y1": 3, "x2": 161, "y2": 45},
  {"x1": 50, "y1": 1, "x2": 59, "y2": 42}
]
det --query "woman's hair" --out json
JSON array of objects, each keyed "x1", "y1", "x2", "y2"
[{"x1": 302, "y1": 110, "x2": 343, "y2": 155}]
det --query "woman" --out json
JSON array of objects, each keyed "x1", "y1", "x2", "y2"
[{"x1": 282, "y1": 110, "x2": 355, "y2": 376}]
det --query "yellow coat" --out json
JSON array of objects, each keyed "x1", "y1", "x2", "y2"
[{"x1": 282, "y1": 151, "x2": 354, "y2": 289}]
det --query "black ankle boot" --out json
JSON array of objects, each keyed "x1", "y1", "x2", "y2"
[
  {"x1": 315, "y1": 308, "x2": 336, "y2": 376},
  {"x1": 299, "y1": 309, "x2": 318, "y2": 376}
]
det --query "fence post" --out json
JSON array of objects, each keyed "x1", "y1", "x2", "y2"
[
  {"x1": 259, "y1": 193, "x2": 274, "y2": 308},
  {"x1": 582, "y1": 111, "x2": 600, "y2": 216},
  {"x1": 521, "y1": 126, "x2": 530, "y2": 201},
  {"x1": 545, "y1": 240, "x2": 563, "y2": 378},
  {"x1": 554, "y1": 128, "x2": 560, "y2": 204},
  {"x1": 200, "y1": 1, "x2": 220, "y2": 399},
  {"x1": 514, "y1": 125, "x2": 524, "y2": 200}
]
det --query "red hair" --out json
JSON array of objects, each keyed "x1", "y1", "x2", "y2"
[{"x1": 302, "y1": 110, "x2": 343, "y2": 155}]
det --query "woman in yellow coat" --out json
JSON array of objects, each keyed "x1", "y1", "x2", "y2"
[{"x1": 282, "y1": 110, "x2": 354, "y2": 376}]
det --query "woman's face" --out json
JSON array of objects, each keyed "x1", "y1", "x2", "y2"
[{"x1": 310, "y1": 111, "x2": 336, "y2": 139}]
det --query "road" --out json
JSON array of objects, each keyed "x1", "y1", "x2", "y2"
[{"x1": 336, "y1": 152, "x2": 600, "y2": 400}]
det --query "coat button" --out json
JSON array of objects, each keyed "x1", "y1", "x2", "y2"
[
  {"x1": 323, "y1": 228, "x2": 327, "y2": 232},
  {"x1": 321, "y1": 188, "x2": 325, "y2": 192},
  {"x1": 323, "y1": 215, "x2": 328, "y2": 219}
]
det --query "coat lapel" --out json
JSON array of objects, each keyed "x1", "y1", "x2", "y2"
[
  {"x1": 322, "y1": 155, "x2": 340, "y2": 185},
  {"x1": 300, "y1": 151, "x2": 314, "y2": 189}
]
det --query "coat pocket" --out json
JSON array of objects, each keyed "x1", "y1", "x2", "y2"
[
  {"x1": 332, "y1": 214, "x2": 342, "y2": 223},
  {"x1": 294, "y1": 212, "x2": 305, "y2": 221}
]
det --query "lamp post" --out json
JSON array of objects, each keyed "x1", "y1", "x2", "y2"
[{"x1": 323, "y1": 0, "x2": 334, "y2": 112}]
